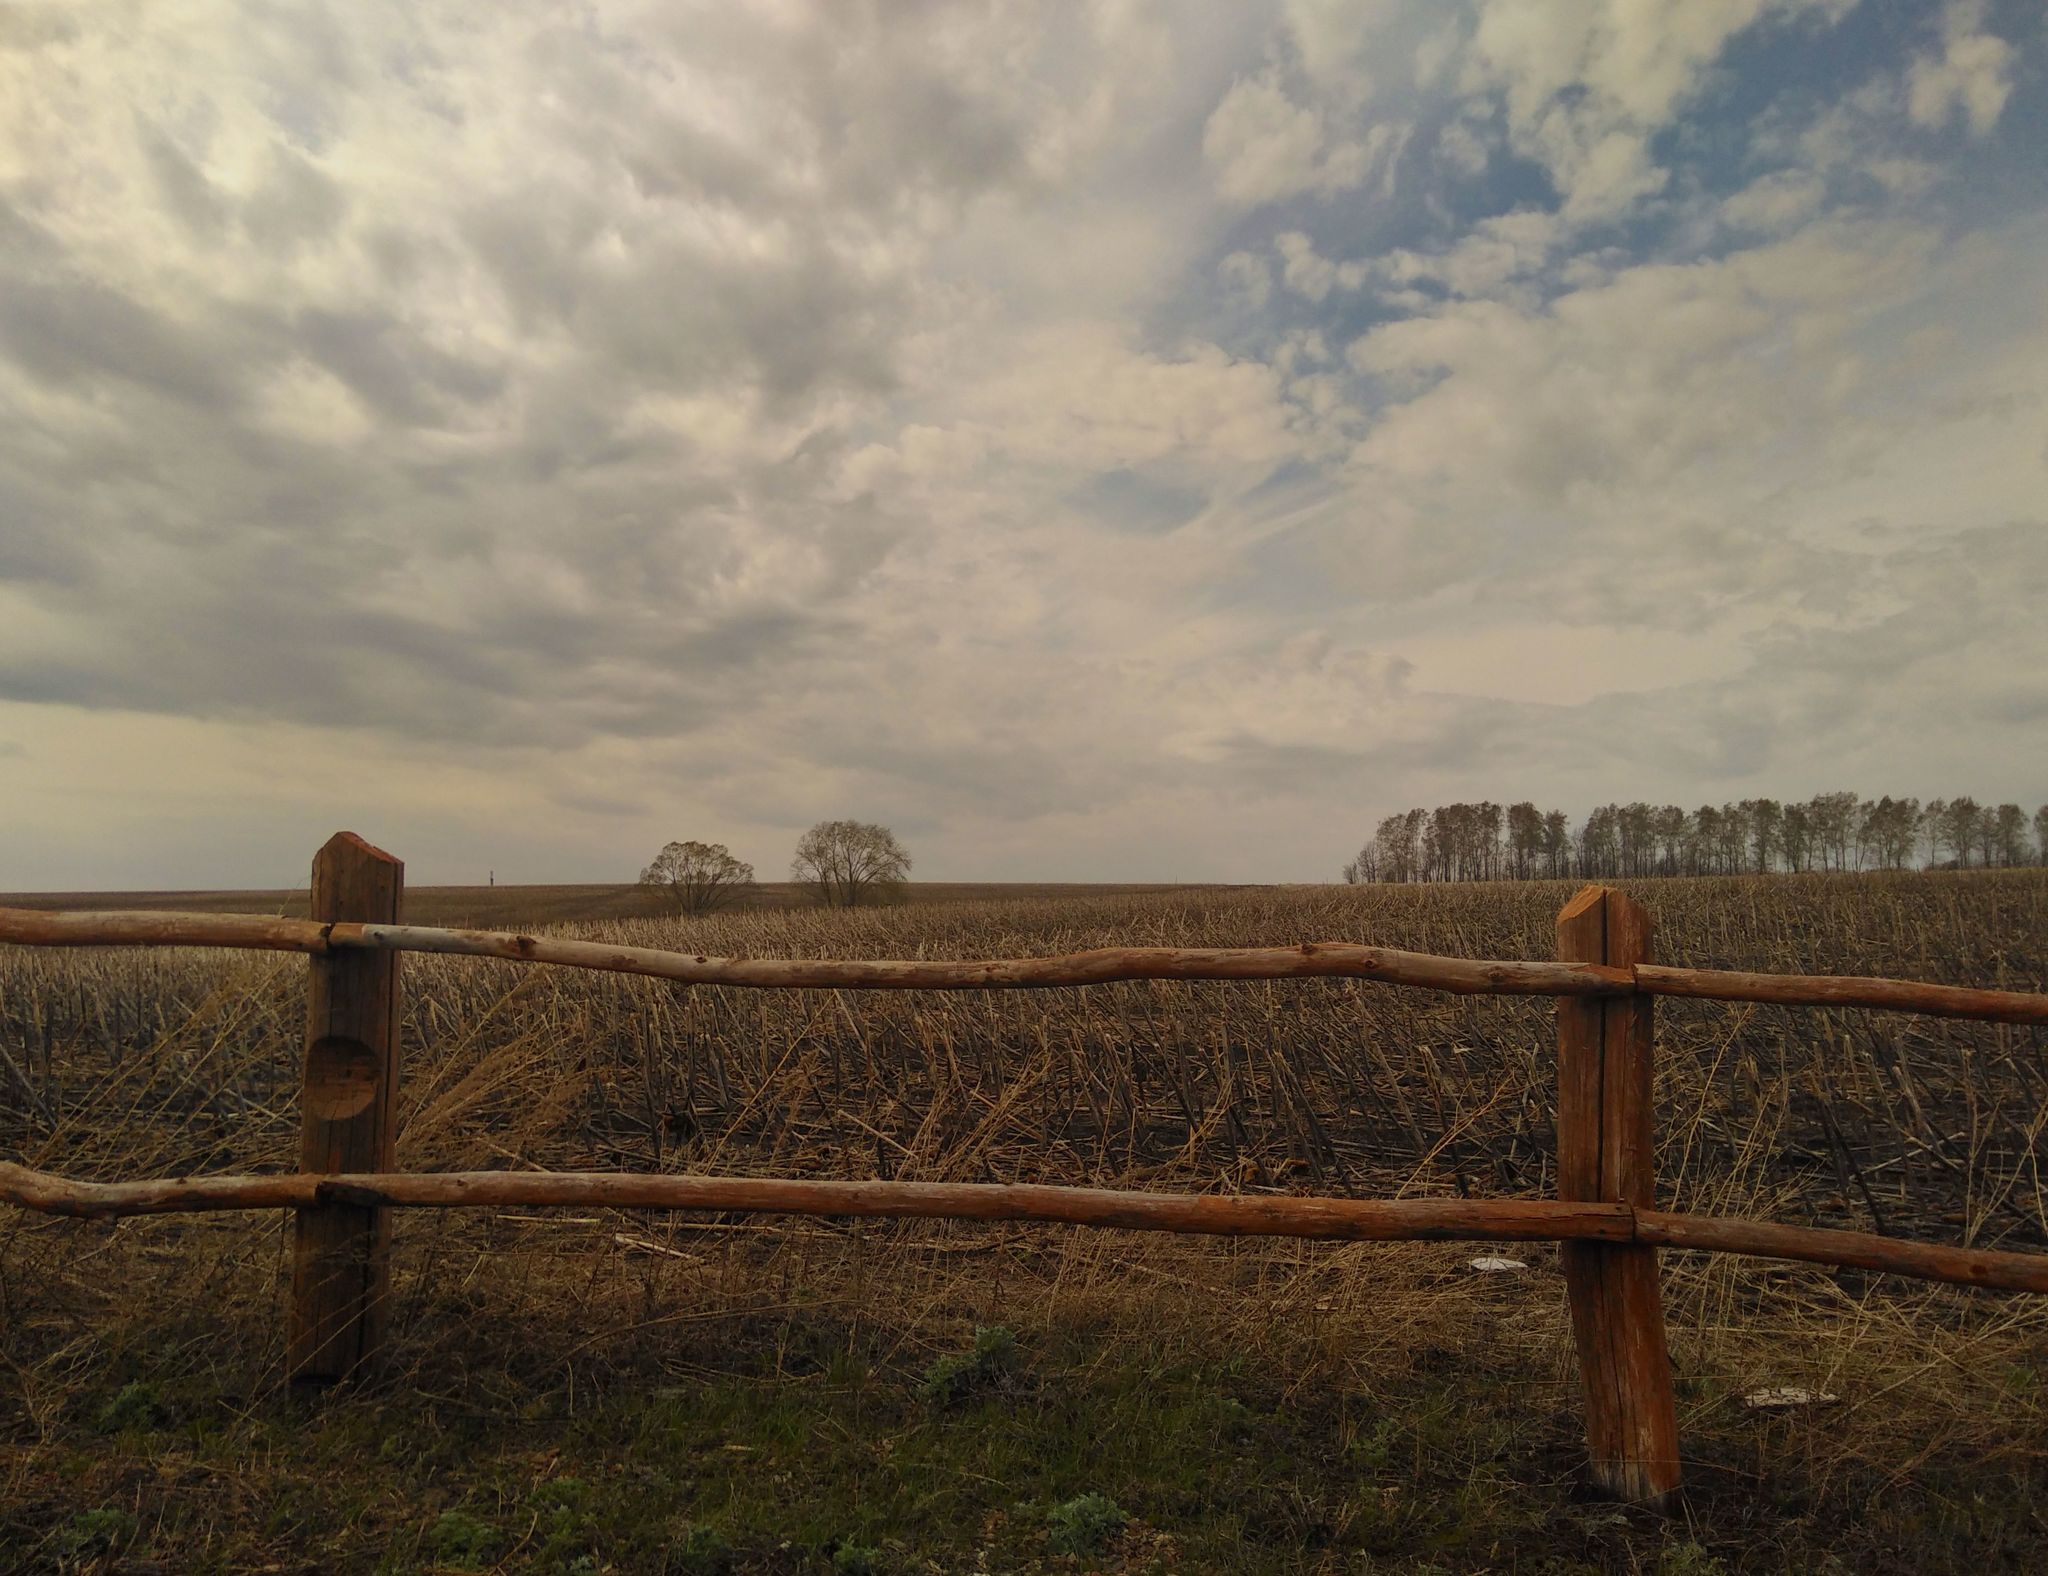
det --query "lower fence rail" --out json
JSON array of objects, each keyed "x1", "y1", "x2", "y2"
[{"x1": 5, "y1": 1161, "x2": 2045, "y2": 1294}]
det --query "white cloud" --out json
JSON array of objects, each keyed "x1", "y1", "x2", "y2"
[
  {"x1": 1162, "y1": 631, "x2": 1413, "y2": 763},
  {"x1": 1202, "y1": 69, "x2": 1405, "y2": 205},
  {"x1": 1275, "y1": 231, "x2": 1367, "y2": 301},
  {"x1": 1463, "y1": 0, "x2": 1853, "y2": 222},
  {"x1": 1280, "y1": 0, "x2": 1390, "y2": 110},
  {"x1": 1721, "y1": 169, "x2": 1829, "y2": 233},
  {"x1": 1204, "y1": 71, "x2": 1337, "y2": 204},
  {"x1": 1375, "y1": 209, "x2": 1559, "y2": 300},
  {"x1": 1907, "y1": 0, "x2": 2017, "y2": 135},
  {"x1": 1348, "y1": 219, "x2": 1940, "y2": 522},
  {"x1": 946, "y1": 324, "x2": 1300, "y2": 476},
  {"x1": 1434, "y1": 116, "x2": 1491, "y2": 177}
]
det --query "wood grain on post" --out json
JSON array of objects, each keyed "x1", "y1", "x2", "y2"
[
  {"x1": 289, "y1": 832, "x2": 403, "y2": 1384},
  {"x1": 1556, "y1": 886, "x2": 1681, "y2": 1505}
]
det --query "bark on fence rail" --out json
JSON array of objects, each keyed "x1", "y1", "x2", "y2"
[
  {"x1": 5, "y1": 1162, "x2": 2047, "y2": 1294},
  {"x1": 2, "y1": 907, "x2": 2044, "y2": 1023}
]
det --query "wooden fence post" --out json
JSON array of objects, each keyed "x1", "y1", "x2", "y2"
[
  {"x1": 289, "y1": 831, "x2": 403, "y2": 1384},
  {"x1": 1556, "y1": 885, "x2": 1680, "y2": 1504}
]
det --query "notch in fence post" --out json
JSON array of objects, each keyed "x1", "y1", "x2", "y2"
[
  {"x1": 289, "y1": 831, "x2": 403, "y2": 1385},
  {"x1": 1557, "y1": 885, "x2": 1680, "y2": 1505}
]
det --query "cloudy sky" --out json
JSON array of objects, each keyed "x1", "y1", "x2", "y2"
[{"x1": 2, "y1": 0, "x2": 2044, "y2": 889}]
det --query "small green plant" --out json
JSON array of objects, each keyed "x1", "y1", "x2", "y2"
[
  {"x1": 1347, "y1": 1414, "x2": 1399, "y2": 1472},
  {"x1": 831, "y1": 1538, "x2": 884, "y2": 1574},
  {"x1": 60, "y1": 1507, "x2": 139, "y2": 1555},
  {"x1": 93, "y1": 1380, "x2": 167, "y2": 1434},
  {"x1": 1046, "y1": 1493, "x2": 1126, "y2": 1556},
  {"x1": 1660, "y1": 1543, "x2": 1731, "y2": 1576},
  {"x1": 427, "y1": 1508, "x2": 502, "y2": 1568},
  {"x1": 918, "y1": 1325, "x2": 1019, "y2": 1406},
  {"x1": 530, "y1": 1476, "x2": 595, "y2": 1570},
  {"x1": 826, "y1": 1347, "x2": 870, "y2": 1387},
  {"x1": 673, "y1": 1523, "x2": 735, "y2": 1575}
]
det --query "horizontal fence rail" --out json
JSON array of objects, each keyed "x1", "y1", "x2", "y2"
[
  {"x1": 5, "y1": 1163, "x2": 2046, "y2": 1294},
  {"x1": 2, "y1": 905, "x2": 2044, "y2": 1022},
  {"x1": 4, "y1": 833, "x2": 2046, "y2": 1509}
]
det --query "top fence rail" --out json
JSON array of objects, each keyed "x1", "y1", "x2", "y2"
[{"x1": 1, "y1": 905, "x2": 2043, "y2": 1024}]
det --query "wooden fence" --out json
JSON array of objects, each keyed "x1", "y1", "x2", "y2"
[{"x1": 3, "y1": 830, "x2": 2046, "y2": 1506}]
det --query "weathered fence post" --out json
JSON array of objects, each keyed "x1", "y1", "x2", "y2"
[
  {"x1": 289, "y1": 831, "x2": 403, "y2": 1384},
  {"x1": 1556, "y1": 885, "x2": 1681, "y2": 1504}
]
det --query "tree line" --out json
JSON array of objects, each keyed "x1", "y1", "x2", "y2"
[
  {"x1": 1341, "y1": 795, "x2": 2048, "y2": 884},
  {"x1": 640, "y1": 820, "x2": 912, "y2": 913}
]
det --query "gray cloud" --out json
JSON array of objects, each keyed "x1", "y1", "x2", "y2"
[{"x1": 0, "y1": 273, "x2": 247, "y2": 409}]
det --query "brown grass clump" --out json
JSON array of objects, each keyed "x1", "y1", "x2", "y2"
[{"x1": 1, "y1": 871, "x2": 2045, "y2": 1571}]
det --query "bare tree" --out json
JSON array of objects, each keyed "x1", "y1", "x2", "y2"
[
  {"x1": 1940, "y1": 796, "x2": 1983, "y2": 868},
  {"x1": 791, "y1": 820, "x2": 912, "y2": 907},
  {"x1": 1346, "y1": 787, "x2": 2041, "y2": 885},
  {"x1": 1992, "y1": 803, "x2": 2028, "y2": 867},
  {"x1": 1374, "y1": 810, "x2": 1425, "y2": 882},
  {"x1": 1741, "y1": 798, "x2": 1782, "y2": 873},
  {"x1": 1542, "y1": 809, "x2": 1570, "y2": 877},
  {"x1": 639, "y1": 840, "x2": 756, "y2": 915},
  {"x1": 1807, "y1": 791, "x2": 1859, "y2": 871},
  {"x1": 1858, "y1": 796, "x2": 1919, "y2": 869},
  {"x1": 1921, "y1": 798, "x2": 1948, "y2": 867}
]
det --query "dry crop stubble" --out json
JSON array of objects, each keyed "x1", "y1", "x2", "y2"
[{"x1": 1, "y1": 872, "x2": 2045, "y2": 1568}]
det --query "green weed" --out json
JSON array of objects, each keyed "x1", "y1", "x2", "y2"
[
  {"x1": 1047, "y1": 1492, "x2": 1127, "y2": 1556},
  {"x1": 918, "y1": 1324, "x2": 1020, "y2": 1407}
]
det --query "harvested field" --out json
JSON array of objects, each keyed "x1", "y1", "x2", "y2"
[
  {"x1": 0, "y1": 881, "x2": 1220, "y2": 929},
  {"x1": 3, "y1": 871, "x2": 2046, "y2": 1571}
]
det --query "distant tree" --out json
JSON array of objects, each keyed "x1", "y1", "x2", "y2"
[
  {"x1": 1858, "y1": 796, "x2": 1919, "y2": 869},
  {"x1": 639, "y1": 840, "x2": 756, "y2": 915},
  {"x1": 1975, "y1": 803, "x2": 2001, "y2": 869},
  {"x1": 1807, "y1": 791, "x2": 1859, "y2": 871},
  {"x1": 791, "y1": 820, "x2": 912, "y2": 907},
  {"x1": 1780, "y1": 801, "x2": 1813, "y2": 872},
  {"x1": 1506, "y1": 802, "x2": 1543, "y2": 880},
  {"x1": 1940, "y1": 796, "x2": 1982, "y2": 868},
  {"x1": 1654, "y1": 805, "x2": 1687, "y2": 876},
  {"x1": 1689, "y1": 805, "x2": 1719, "y2": 875},
  {"x1": 1541, "y1": 809, "x2": 1571, "y2": 878},
  {"x1": 1345, "y1": 788, "x2": 2044, "y2": 885},
  {"x1": 1992, "y1": 803, "x2": 2028, "y2": 868},
  {"x1": 1921, "y1": 798, "x2": 1948, "y2": 867},
  {"x1": 1478, "y1": 800, "x2": 1503, "y2": 878},
  {"x1": 1576, "y1": 805, "x2": 1617, "y2": 879},
  {"x1": 1737, "y1": 798, "x2": 1778, "y2": 873},
  {"x1": 1716, "y1": 802, "x2": 1751, "y2": 873},
  {"x1": 1373, "y1": 810, "x2": 1424, "y2": 883},
  {"x1": 1618, "y1": 802, "x2": 1657, "y2": 877}
]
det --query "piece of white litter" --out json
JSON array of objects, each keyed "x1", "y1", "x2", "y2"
[
  {"x1": 1742, "y1": 1386, "x2": 1838, "y2": 1410},
  {"x1": 1468, "y1": 1256, "x2": 1529, "y2": 1273}
]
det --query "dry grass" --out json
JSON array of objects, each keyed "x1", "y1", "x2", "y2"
[{"x1": 1, "y1": 872, "x2": 2045, "y2": 1571}]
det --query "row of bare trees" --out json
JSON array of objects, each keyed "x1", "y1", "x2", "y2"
[
  {"x1": 1342, "y1": 796, "x2": 2048, "y2": 885},
  {"x1": 640, "y1": 821, "x2": 912, "y2": 914}
]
